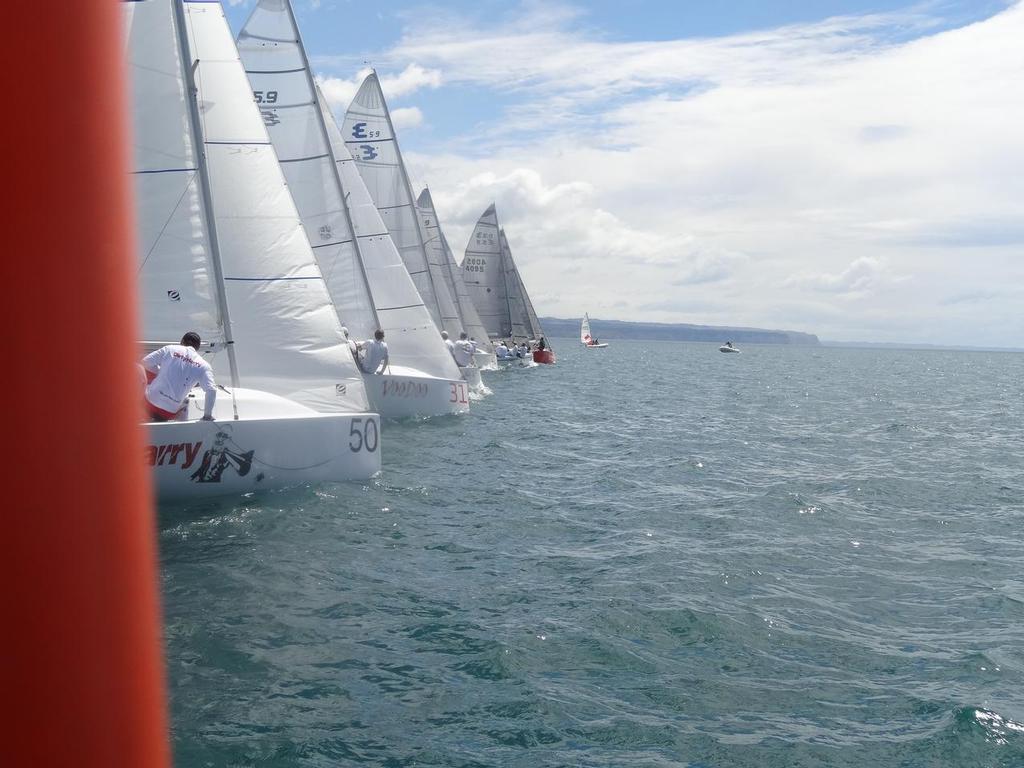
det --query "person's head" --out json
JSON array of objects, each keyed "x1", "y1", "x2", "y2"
[
  {"x1": 341, "y1": 326, "x2": 350, "y2": 339},
  {"x1": 374, "y1": 329, "x2": 385, "y2": 341},
  {"x1": 460, "y1": 332, "x2": 468, "y2": 340},
  {"x1": 441, "y1": 331, "x2": 449, "y2": 340},
  {"x1": 181, "y1": 331, "x2": 201, "y2": 350}
]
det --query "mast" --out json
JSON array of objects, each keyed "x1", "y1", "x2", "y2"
[
  {"x1": 171, "y1": 0, "x2": 240, "y2": 395},
  {"x1": 280, "y1": 0, "x2": 381, "y2": 331},
  {"x1": 499, "y1": 228, "x2": 517, "y2": 339},
  {"x1": 375, "y1": 71, "x2": 448, "y2": 324}
]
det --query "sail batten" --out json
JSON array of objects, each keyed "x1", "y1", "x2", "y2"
[
  {"x1": 342, "y1": 73, "x2": 464, "y2": 335},
  {"x1": 129, "y1": 0, "x2": 370, "y2": 414},
  {"x1": 237, "y1": 0, "x2": 462, "y2": 381}
]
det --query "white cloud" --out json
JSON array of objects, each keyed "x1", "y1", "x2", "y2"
[
  {"x1": 784, "y1": 257, "x2": 897, "y2": 295},
  {"x1": 391, "y1": 106, "x2": 424, "y2": 130},
  {"x1": 324, "y1": 1, "x2": 1024, "y2": 344},
  {"x1": 317, "y1": 63, "x2": 441, "y2": 112}
]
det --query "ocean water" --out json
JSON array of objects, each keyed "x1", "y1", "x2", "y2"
[{"x1": 159, "y1": 340, "x2": 1024, "y2": 767}]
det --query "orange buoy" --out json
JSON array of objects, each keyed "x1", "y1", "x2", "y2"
[{"x1": 6, "y1": 4, "x2": 170, "y2": 767}]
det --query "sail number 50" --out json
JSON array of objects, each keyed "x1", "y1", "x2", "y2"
[{"x1": 349, "y1": 417, "x2": 379, "y2": 452}]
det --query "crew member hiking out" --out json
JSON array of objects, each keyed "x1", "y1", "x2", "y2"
[
  {"x1": 452, "y1": 332, "x2": 475, "y2": 367},
  {"x1": 142, "y1": 331, "x2": 216, "y2": 422},
  {"x1": 360, "y1": 329, "x2": 389, "y2": 374}
]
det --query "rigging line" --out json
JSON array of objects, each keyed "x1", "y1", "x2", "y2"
[{"x1": 137, "y1": 171, "x2": 199, "y2": 275}]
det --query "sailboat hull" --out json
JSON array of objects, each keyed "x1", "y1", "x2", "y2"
[
  {"x1": 363, "y1": 371, "x2": 470, "y2": 418},
  {"x1": 533, "y1": 349, "x2": 556, "y2": 364},
  {"x1": 459, "y1": 366, "x2": 483, "y2": 392},
  {"x1": 148, "y1": 412, "x2": 381, "y2": 502},
  {"x1": 583, "y1": 343, "x2": 609, "y2": 349},
  {"x1": 473, "y1": 351, "x2": 498, "y2": 370}
]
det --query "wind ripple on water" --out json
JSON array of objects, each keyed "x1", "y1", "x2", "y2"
[{"x1": 161, "y1": 343, "x2": 1024, "y2": 766}]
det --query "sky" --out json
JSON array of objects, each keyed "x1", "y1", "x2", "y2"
[{"x1": 223, "y1": 0, "x2": 1024, "y2": 345}]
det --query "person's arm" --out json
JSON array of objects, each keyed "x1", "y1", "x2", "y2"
[
  {"x1": 141, "y1": 347, "x2": 167, "y2": 376},
  {"x1": 200, "y1": 367, "x2": 216, "y2": 420},
  {"x1": 378, "y1": 348, "x2": 389, "y2": 374}
]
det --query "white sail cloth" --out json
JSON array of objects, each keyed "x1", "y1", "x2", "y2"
[
  {"x1": 416, "y1": 188, "x2": 493, "y2": 351},
  {"x1": 235, "y1": 0, "x2": 461, "y2": 382},
  {"x1": 128, "y1": 0, "x2": 369, "y2": 413},
  {"x1": 461, "y1": 204, "x2": 507, "y2": 339},
  {"x1": 342, "y1": 73, "x2": 462, "y2": 335},
  {"x1": 461, "y1": 204, "x2": 545, "y2": 342},
  {"x1": 501, "y1": 229, "x2": 545, "y2": 341}
]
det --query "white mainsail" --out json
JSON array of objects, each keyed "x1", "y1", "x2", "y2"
[
  {"x1": 500, "y1": 228, "x2": 545, "y2": 341},
  {"x1": 461, "y1": 204, "x2": 546, "y2": 342},
  {"x1": 129, "y1": 0, "x2": 369, "y2": 414},
  {"x1": 342, "y1": 73, "x2": 462, "y2": 335},
  {"x1": 416, "y1": 188, "x2": 493, "y2": 351},
  {"x1": 129, "y1": 0, "x2": 222, "y2": 350},
  {"x1": 581, "y1": 313, "x2": 592, "y2": 345},
  {"x1": 235, "y1": 0, "x2": 461, "y2": 383},
  {"x1": 461, "y1": 204, "x2": 507, "y2": 339}
]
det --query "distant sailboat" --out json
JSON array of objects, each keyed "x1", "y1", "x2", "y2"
[
  {"x1": 461, "y1": 204, "x2": 555, "y2": 364},
  {"x1": 127, "y1": 0, "x2": 380, "y2": 499},
  {"x1": 580, "y1": 314, "x2": 608, "y2": 348},
  {"x1": 236, "y1": 0, "x2": 471, "y2": 416},
  {"x1": 719, "y1": 342, "x2": 741, "y2": 353},
  {"x1": 417, "y1": 188, "x2": 497, "y2": 372}
]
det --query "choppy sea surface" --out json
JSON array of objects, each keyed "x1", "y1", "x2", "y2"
[{"x1": 160, "y1": 340, "x2": 1024, "y2": 767}]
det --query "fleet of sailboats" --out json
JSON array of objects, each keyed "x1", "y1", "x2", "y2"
[
  {"x1": 236, "y1": 0, "x2": 470, "y2": 417},
  {"x1": 462, "y1": 205, "x2": 555, "y2": 364},
  {"x1": 127, "y1": 0, "x2": 559, "y2": 501}
]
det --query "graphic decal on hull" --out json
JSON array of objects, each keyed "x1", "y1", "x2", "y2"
[
  {"x1": 147, "y1": 429, "x2": 256, "y2": 485},
  {"x1": 190, "y1": 430, "x2": 255, "y2": 483}
]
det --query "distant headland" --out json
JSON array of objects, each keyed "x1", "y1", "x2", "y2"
[{"x1": 540, "y1": 317, "x2": 820, "y2": 346}]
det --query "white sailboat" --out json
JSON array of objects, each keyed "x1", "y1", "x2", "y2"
[
  {"x1": 417, "y1": 188, "x2": 497, "y2": 372},
  {"x1": 127, "y1": 0, "x2": 380, "y2": 500},
  {"x1": 580, "y1": 314, "x2": 608, "y2": 348},
  {"x1": 235, "y1": 0, "x2": 470, "y2": 416},
  {"x1": 461, "y1": 204, "x2": 554, "y2": 364},
  {"x1": 342, "y1": 73, "x2": 465, "y2": 345}
]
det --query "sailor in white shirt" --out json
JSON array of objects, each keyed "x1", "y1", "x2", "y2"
[
  {"x1": 495, "y1": 341, "x2": 511, "y2": 359},
  {"x1": 141, "y1": 331, "x2": 216, "y2": 422},
  {"x1": 341, "y1": 326, "x2": 360, "y2": 360},
  {"x1": 452, "y1": 332, "x2": 475, "y2": 367},
  {"x1": 441, "y1": 330, "x2": 457, "y2": 360},
  {"x1": 360, "y1": 329, "x2": 389, "y2": 374}
]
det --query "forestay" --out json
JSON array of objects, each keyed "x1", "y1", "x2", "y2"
[
  {"x1": 342, "y1": 73, "x2": 461, "y2": 334},
  {"x1": 130, "y1": 0, "x2": 368, "y2": 413},
  {"x1": 417, "y1": 188, "x2": 493, "y2": 351},
  {"x1": 236, "y1": 0, "x2": 460, "y2": 381}
]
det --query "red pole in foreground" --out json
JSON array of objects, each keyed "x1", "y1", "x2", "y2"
[{"x1": 4, "y1": 4, "x2": 170, "y2": 767}]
